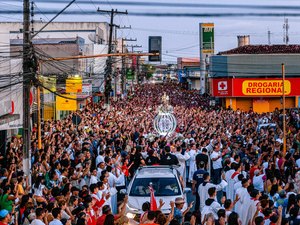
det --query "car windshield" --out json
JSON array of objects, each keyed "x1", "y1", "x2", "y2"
[{"x1": 129, "y1": 177, "x2": 181, "y2": 197}]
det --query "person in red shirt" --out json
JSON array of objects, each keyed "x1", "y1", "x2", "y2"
[
  {"x1": 96, "y1": 196, "x2": 128, "y2": 225},
  {"x1": 0, "y1": 210, "x2": 11, "y2": 225}
]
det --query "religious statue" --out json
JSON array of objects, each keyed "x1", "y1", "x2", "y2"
[{"x1": 153, "y1": 93, "x2": 177, "y2": 136}]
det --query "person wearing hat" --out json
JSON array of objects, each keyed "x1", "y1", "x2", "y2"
[
  {"x1": 0, "y1": 209, "x2": 11, "y2": 225},
  {"x1": 173, "y1": 197, "x2": 193, "y2": 224}
]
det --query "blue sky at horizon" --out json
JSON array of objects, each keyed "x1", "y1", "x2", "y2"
[{"x1": 3, "y1": 0, "x2": 300, "y2": 62}]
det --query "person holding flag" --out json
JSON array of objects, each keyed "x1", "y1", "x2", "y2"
[{"x1": 140, "y1": 185, "x2": 165, "y2": 224}]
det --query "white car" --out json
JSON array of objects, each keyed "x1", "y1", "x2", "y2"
[{"x1": 122, "y1": 166, "x2": 190, "y2": 220}]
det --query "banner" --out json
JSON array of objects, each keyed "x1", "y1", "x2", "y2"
[
  {"x1": 56, "y1": 95, "x2": 77, "y2": 111},
  {"x1": 66, "y1": 77, "x2": 82, "y2": 94},
  {"x1": 0, "y1": 84, "x2": 23, "y2": 130},
  {"x1": 212, "y1": 78, "x2": 300, "y2": 97},
  {"x1": 211, "y1": 78, "x2": 233, "y2": 97},
  {"x1": 77, "y1": 83, "x2": 92, "y2": 99}
]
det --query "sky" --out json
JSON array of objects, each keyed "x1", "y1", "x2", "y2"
[{"x1": 4, "y1": 0, "x2": 300, "y2": 63}]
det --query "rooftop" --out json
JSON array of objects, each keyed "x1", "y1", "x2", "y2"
[
  {"x1": 10, "y1": 37, "x2": 84, "y2": 46},
  {"x1": 178, "y1": 57, "x2": 200, "y2": 63},
  {"x1": 219, "y1": 45, "x2": 300, "y2": 55},
  {"x1": 136, "y1": 167, "x2": 176, "y2": 178}
]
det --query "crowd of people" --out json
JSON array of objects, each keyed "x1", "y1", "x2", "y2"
[{"x1": 0, "y1": 82, "x2": 300, "y2": 225}]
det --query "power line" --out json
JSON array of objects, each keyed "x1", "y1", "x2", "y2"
[
  {"x1": 9, "y1": 1, "x2": 300, "y2": 11},
  {"x1": 6, "y1": 10, "x2": 300, "y2": 18}
]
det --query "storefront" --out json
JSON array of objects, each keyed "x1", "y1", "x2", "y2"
[{"x1": 211, "y1": 78, "x2": 300, "y2": 112}]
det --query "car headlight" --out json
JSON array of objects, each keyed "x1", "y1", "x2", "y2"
[{"x1": 126, "y1": 212, "x2": 136, "y2": 219}]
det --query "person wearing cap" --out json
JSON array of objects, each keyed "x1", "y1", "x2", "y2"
[
  {"x1": 0, "y1": 209, "x2": 11, "y2": 225},
  {"x1": 173, "y1": 197, "x2": 193, "y2": 224}
]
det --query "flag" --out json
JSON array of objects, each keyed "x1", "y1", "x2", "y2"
[{"x1": 149, "y1": 185, "x2": 157, "y2": 211}]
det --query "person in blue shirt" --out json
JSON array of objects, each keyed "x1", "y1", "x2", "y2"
[
  {"x1": 174, "y1": 197, "x2": 193, "y2": 224},
  {"x1": 192, "y1": 161, "x2": 208, "y2": 211}
]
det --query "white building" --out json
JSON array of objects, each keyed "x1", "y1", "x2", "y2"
[{"x1": 0, "y1": 22, "x2": 110, "y2": 133}]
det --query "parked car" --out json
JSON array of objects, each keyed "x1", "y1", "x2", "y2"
[{"x1": 121, "y1": 166, "x2": 190, "y2": 220}]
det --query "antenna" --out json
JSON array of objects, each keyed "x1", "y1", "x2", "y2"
[
  {"x1": 268, "y1": 29, "x2": 271, "y2": 45},
  {"x1": 283, "y1": 17, "x2": 289, "y2": 45}
]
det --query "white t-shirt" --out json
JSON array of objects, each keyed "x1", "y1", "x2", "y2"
[
  {"x1": 49, "y1": 219, "x2": 63, "y2": 225},
  {"x1": 33, "y1": 184, "x2": 45, "y2": 197},
  {"x1": 253, "y1": 174, "x2": 265, "y2": 192},
  {"x1": 31, "y1": 219, "x2": 45, "y2": 225},
  {"x1": 210, "y1": 151, "x2": 222, "y2": 169}
]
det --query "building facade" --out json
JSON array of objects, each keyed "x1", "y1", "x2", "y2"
[{"x1": 210, "y1": 45, "x2": 300, "y2": 112}]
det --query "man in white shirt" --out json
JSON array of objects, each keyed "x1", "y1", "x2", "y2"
[
  {"x1": 253, "y1": 169, "x2": 266, "y2": 193},
  {"x1": 96, "y1": 151, "x2": 105, "y2": 168},
  {"x1": 31, "y1": 208, "x2": 47, "y2": 225},
  {"x1": 49, "y1": 208, "x2": 67, "y2": 225},
  {"x1": 198, "y1": 173, "x2": 227, "y2": 211},
  {"x1": 210, "y1": 144, "x2": 223, "y2": 184},
  {"x1": 90, "y1": 169, "x2": 98, "y2": 185},
  {"x1": 201, "y1": 187, "x2": 223, "y2": 220}
]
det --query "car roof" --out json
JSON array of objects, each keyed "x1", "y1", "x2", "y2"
[{"x1": 136, "y1": 167, "x2": 177, "y2": 179}]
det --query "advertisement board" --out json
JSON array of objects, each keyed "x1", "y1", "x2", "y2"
[
  {"x1": 56, "y1": 95, "x2": 77, "y2": 111},
  {"x1": 66, "y1": 77, "x2": 82, "y2": 94},
  {"x1": 211, "y1": 78, "x2": 233, "y2": 97},
  {"x1": 77, "y1": 83, "x2": 92, "y2": 99},
  {"x1": 126, "y1": 69, "x2": 134, "y2": 80},
  {"x1": 200, "y1": 23, "x2": 214, "y2": 54},
  {"x1": 212, "y1": 78, "x2": 300, "y2": 97},
  {"x1": 149, "y1": 36, "x2": 162, "y2": 62}
]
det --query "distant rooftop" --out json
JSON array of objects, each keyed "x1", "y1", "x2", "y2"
[
  {"x1": 219, "y1": 45, "x2": 300, "y2": 55},
  {"x1": 178, "y1": 57, "x2": 200, "y2": 63},
  {"x1": 10, "y1": 37, "x2": 84, "y2": 46}
]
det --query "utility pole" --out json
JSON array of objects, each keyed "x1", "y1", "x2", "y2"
[
  {"x1": 129, "y1": 45, "x2": 142, "y2": 84},
  {"x1": 283, "y1": 18, "x2": 289, "y2": 45},
  {"x1": 30, "y1": 1, "x2": 41, "y2": 150},
  {"x1": 97, "y1": 8, "x2": 128, "y2": 107},
  {"x1": 112, "y1": 26, "x2": 131, "y2": 99},
  {"x1": 282, "y1": 63, "x2": 286, "y2": 155},
  {"x1": 121, "y1": 37, "x2": 136, "y2": 94},
  {"x1": 125, "y1": 45, "x2": 143, "y2": 87},
  {"x1": 23, "y1": 0, "x2": 32, "y2": 186}
]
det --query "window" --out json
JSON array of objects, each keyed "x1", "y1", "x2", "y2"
[{"x1": 130, "y1": 177, "x2": 181, "y2": 197}]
